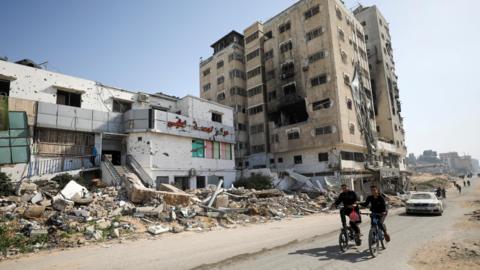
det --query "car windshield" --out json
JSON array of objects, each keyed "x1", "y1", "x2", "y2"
[{"x1": 410, "y1": 193, "x2": 433, "y2": 200}]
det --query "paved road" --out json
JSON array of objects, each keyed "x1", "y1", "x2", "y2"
[
  {"x1": 1, "y1": 178, "x2": 477, "y2": 270},
  {"x1": 200, "y1": 179, "x2": 478, "y2": 270}
]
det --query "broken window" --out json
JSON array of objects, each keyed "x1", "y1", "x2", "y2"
[
  {"x1": 312, "y1": 99, "x2": 331, "y2": 111},
  {"x1": 217, "y1": 60, "x2": 224, "y2": 69},
  {"x1": 280, "y1": 41, "x2": 293, "y2": 53},
  {"x1": 283, "y1": 83, "x2": 296, "y2": 96},
  {"x1": 343, "y1": 74, "x2": 350, "y2": 85},
  {"x1": 248, "y1": 105, "x2": 263, "y2": 115},
  {"x1": 237, "y1": 123, "x2": 247, "y2": 131},
  {"x1": 250, "y1": 124, "x2": 264, "y2": 134},
  {"x1": 203, "y1": 83, "x2": 211, "y2": 92},
  {"x1": 278, "y1": 157, "x2": 283, "y2": 163},
  {"x1": 304, "y1": 5, "x2": 320, "y2": 20},
  {"x1": 318, "y1": 152, "x2": 328, "y2": 162},
  {"x1": 247, "y1": 85, "x2": 263, "y2": 97},
  {"x1": 0, "y1": 80, "x2": 10, "y2": 96},
  {"x1": 349, "y1": 123, "x2": 355, "y2": 135},
  {"x1": 265, "y1": 50, "x2": 274, "y2": 60},
  {"x1": 306, "y1": 27, "x2": 324, "y2": 41},
  {"x1": 251, "y1": 144, "x2": 265, "y2": 154},
  {"x1": 294, "y1": 155, "x2": 302, "y2": 164},
  {"x1": 211, "y1": 112, "x2": 222, "y2": 123},
  {"x1": 265, "y1": 31, "x2": 273, "y2": 39},
  {"x1": 247, "y1": 67, "x2": 261, "y2": 79},
  {"x1": 230, "y1": 87, "x2": 246, "y2": 96},
  {"x1": 246, "y1": 49, "x2": 260, "y2": 61},
  {"x1": 266, "y1": 70, "x2": 276, "y2": 81},
  {"x1": 112, "y1": 99, "x2": 132, "y2": 113},
  {"x1": 338, "y1": 27, "x2": 345, "y2": 41},
  {"x1": 308, "y1": 50, "x2": 327, "y2": 64},
  {"x1": 315, "y1": 126, "x2": 333, "y2": 136},
  {"x1": 228, "y1": 52, "x2": 244, "y2": 63},
  {"x1": 287, "y1": 130, "x2": 300, "y2": 140},
  {"x1": 217, "y1": 93, "x2": 225, "y2": 102},
  {"x1": 280, "y1": 62, "x2": 295, "y2": 80},
  {"x1": 245, "y1": 31, "x2": 259, "y2": 44},
  {"x1": 267, "y1": 91, "x2": 277, "y2": 101},
  {"x1": 347, "y1": 99, "x2": 353, "y2": 110},
  {"x1": 217, "y1": 76, "x2": 224, "y2": 85},
  {"x1": 203, "y1": 68, "x2": 210, "y2": 76},
  {"x1": 279, "y1": 22, "x2": 291, "y2": 33},
  {"x1": 229, "y1": 69, "x2": 246, "y2": 80},
  {"x1": 56, "y1": 90, "x2": 81, "y2": 108},
  {"x1": 311, "y1": 74, "x2": 328, "y2": 87}
]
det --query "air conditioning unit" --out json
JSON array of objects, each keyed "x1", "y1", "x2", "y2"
[{"x1": 137, "y1": 94, "x2": 149, "y2": 102}]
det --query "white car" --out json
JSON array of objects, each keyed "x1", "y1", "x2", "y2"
[{"x1": 405, "y1": 192, "x2": 443, "y2": 215}]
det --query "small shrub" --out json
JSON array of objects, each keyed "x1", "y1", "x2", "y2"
[
  {"x1": 234, "y1": 174, "x2": 273, "y2": 190},
  {"x1": 0, "y1": 172, "x2": 14, "y2": 196},
  {"x1": 51, "y1": 173, "x2": 88, "y2": 190}
]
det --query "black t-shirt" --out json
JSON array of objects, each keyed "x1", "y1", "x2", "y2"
[
  {"x1": 361, "y1": 194, "x2": 387, "y2": 213},
  {"x1": 334, "y1": 190, "x2": 358, "y2": 207}
]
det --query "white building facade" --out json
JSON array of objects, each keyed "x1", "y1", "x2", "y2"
[{"x1": 0, "y1": 60, "x2": 236, "y2": 188}]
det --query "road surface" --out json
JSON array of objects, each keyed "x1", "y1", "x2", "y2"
[{"x1": 0, "y1": 178, "x2": 477, "y2": 270}]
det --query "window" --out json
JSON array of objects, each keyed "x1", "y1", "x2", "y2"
[
  {"x1": 237, "y1": 123, "x2": 246, "y2": 131},
  {"x1": 245, "y1": 31, "x2": 259, "y2": 44},
  {"x1": 212, "y1": 112, "x2": 222, "y2": 123},
  {"x1": 338, "y1": 28, "x2": 345, "y2": 41},
  {"x1": 283, "y1": 83, "x2": 296, "y2": 95},
  {"x1": 265, "y1": 50, "x2": 274, "y2": 60},
  {"x1": 304, "y1": 5, "x2": 320, "y2": 20},
  {"x1": 56, "y1": 90, "x2": 81, "y2": 107},
  {"x1": 265, "y1": 31, "x2": 273, "y2": 39},
  {"x1": 270, "y1": 158, "x2": 275, "y2": 164},
  {"x1": 306, "y1": 27, "x2": 324, "y2": 41},
  {"x1": 247, "y1": 85, "x2": 263, "y2": 97},
  {"x1": 347, "y1": 99, "x2": 353, "y2": 110},
  {"x1": 217, "y1": 60, "x2": 224, "y2": 69},
  {"x1": 287, "y1": 130, "x2": 300, "y2": 140},
  {"x1": 271, "y1": 134, "x2": 279, "y2": 143},
  {"x1": 0, "y1": 80, "x2": 10, "y2": 96},
  {"x1": 250, "y1": 124, "x2": 264, "y2": 134},
  {"x1": 280, "y1": 62, "x2": 295, "y2": 80},
  {"x1": 341, "y1": 151, "x2": 354, "y2": 161},
  {"x1": 279, "y1": 22, "x2": 291, "y2": 33},
  {"x1": 246, "y1": 49, "x2": 260, "y2": 61},
  {"x1": 229, "y1": 69, "x2": 246, "y2": 80},
  {"x1": 349, "y1": 123, "x2": 355, "y2": 134},
  {"x1": 341, "y1": 50, "x2": 347, "y2": 63},
  {"x1": 112, "y1": 99, "x2": 132, "y2": 113},
  {"x1": 336, "y1": 7, "x2": 343, "y2": 20},
  {"x1": 203, "y1": 83, "x2": 211, "y2": 92},
  {"x1": 318, "y1": 152, "x2": 328, "y2": 162},
  {"x1": 230, "y1": 87, "x2": 246, "y2": 96},
  {"x1": 267, "y1": 91, "x2": 277, "y2": 101},
  {"x1": 217, "y1": 76, "x2": 224, "y2": 85},
  {"x1": 311, "y1": 74, "x2": 328, "y2": 87},
  {"x1": 312, "y1": 99, "x2": 331, "y2": 111},
  {"x1": 203, "y1": 68, "x2": 210, "y2": 76},
  {"x1": 248, "y1": 105, "x2": 263, "y2": 115},
  {"x1": 228, "y1": 52, "x2": 244, "y2": 63},
  {"x1": 280, "y1": 41, "x2": 293, "y2": 53},
  {"x1": 315, "y1": 126, "x2": 333, "y2": 135},
  {"x1": 217, "y1": 93, "x2": 225, "y2": 102},
  {"x1": 247, "y1": 67, "x2": 261, "y2": 79},
  {"x1": 278, "y1": 157, "x2": 283, "y2": 163},
  {"x1": 343, "y1": 74, "x2": 350, "y2": 85},
  {"x1": 361, "y1": 21, "x2": 366, "y2": 26},
  {"x1": 308, "y1": 50, "x2": 327, "y2": 64},
  {"x1": 266, "y1": 70, "x2": 275, "y2": 81},
  {"x1": 205, "y1": 141, "x2": 213, "y2": 158},
  {"x1": 251, "y1": 144, "x2": 265, "y2": 154},
  {"x1": 294, "y1": 155, "x2": 302, "y2": 164},
  {"x1": 0, "y1": 112, "x2": 30, "y2": 165},
  {"x1": 214, "y1": 142, "x2": 221, "y2": 159},
  {"x1": 192, "y1": 140, "x2": 205, "y2": 158}
]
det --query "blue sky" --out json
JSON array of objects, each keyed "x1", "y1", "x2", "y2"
[{"x1": 1, "y1": 0, "x2": 479, "y2": 159}]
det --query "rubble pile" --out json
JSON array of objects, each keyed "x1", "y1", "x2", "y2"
[{"x1": 0, "y1": 178, "x2": 332, "y2": 258}]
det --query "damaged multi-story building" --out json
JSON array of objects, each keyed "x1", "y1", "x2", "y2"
[
  {"x1": 199, "y1": 0, "x2": 408, "y2": 194},
  {"x1": 0, "y1": 59, "x2": 236, "y2": 189}
]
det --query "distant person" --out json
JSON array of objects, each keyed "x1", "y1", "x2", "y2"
[
  {"x1": 456, "y1": 184, "x2": 462, "y2": 194},
  {"x1": 91, "y1": 145, "x2": 98, "y2": 166},
  {"x1": 441, "y1": 188, "x2": 446, "y2": 198},
  {"x1": 463, "y1": 181, "x2": 466, "y2": 187},
  {"x1": 435, "y1": 187, "x2": 442, "y2": 198},
  {"x1": 413, "y1": 185, "x2": 417, "y2": 192},
  {"x1": 467, "y1": 180, "x2": 471, "y2": 187}
]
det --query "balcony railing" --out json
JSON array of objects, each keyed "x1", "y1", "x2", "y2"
[{"x1": 27, "y1": 155, "x2": 100, "y2": 177}]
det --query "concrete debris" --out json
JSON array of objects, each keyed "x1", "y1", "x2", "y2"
[
  {"x1": 148, "y1": 224, "x2": 170, "y2": 235},
  {"x1": 60, "y1": 180, "x2": 89, "y2": 201},
  {"x1": 30, "y1": 192, "x2": 43, "y2": 204}
]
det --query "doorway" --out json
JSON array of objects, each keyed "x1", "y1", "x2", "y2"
[
  {"x1": 196, "y1": 176, "x2": 206, "y2": 189},
  {"x1": 174, "y1": 176, "x2": 190, "y2": 190}
]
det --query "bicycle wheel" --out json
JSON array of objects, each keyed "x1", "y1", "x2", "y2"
[
  {"x1": 368, "y1": 229, "x2": 379, "y2": 257},
  {"x1": 339, "y1": 229, "x2": 349, "y2": 252}
]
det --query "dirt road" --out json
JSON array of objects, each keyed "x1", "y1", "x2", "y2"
[{"x1": 1, "y1": 178, "x2": 478, "y2": 270}]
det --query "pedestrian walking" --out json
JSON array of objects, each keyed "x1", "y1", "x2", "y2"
[
  {"x1": 467, "y1": 180, "x2": 471, "y2": 187},
  {"x1": 456, "y1": 184, "x2": 462, "y2": 194},
  {"x1": 463, "y1": 181, "x2": 466, "y2": 187},
  {"x1": 441, "y1": 188, "x2": 446, "y2": 198}
]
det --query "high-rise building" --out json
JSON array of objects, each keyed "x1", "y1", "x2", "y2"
[{"x1": 200, "y1": 0, "x2": 407, "y2": 192}]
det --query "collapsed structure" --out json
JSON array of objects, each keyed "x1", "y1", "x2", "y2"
[
  {"x1": 199, "y1": 0, "x2": 408, "y2": 195},
  {"x1": 0, "y1": 59, "x2": 236, "y2": 188}
]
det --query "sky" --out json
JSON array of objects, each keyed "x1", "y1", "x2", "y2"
[{"x1": 1, "y1": 0, "x2": 479, "y2": 159}]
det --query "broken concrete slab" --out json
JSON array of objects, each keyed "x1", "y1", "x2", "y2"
[
  {"x1": 60, "y1": 180, "x2": 89, "y2": 200},
  {"x1": 30, "y1": 192, "x2": 43, "y2": 204},
  {"x1": 124, "y1": 173, "x2": 190, "y2": 205},
  {"x1": 23, "y1": 205, "x2": 46, "y2": 219},
  {"x1": 214, "y1": 194, "x2": 229, "y2": 209},
  {"x1": 52, "y1": 195, "x2": 74, "y2": 212},
  {"x1": 147, "y1": 224, "x2": 170, "y2": 235}
]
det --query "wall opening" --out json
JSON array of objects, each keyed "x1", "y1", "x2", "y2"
[
  {"x1": 0, "y1": 80, "x2": 10, "y2": 96},
  {"x1": 57, "y1": 90, "x2": 81, "y2": 108}
]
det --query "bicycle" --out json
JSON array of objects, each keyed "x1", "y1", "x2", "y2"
[
  {"x1": 338, "y1": 219, "x2": 362, "y2": 252},
  {"x1": 367, "y1": 213, "x2": 386, "y2": 257}
]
